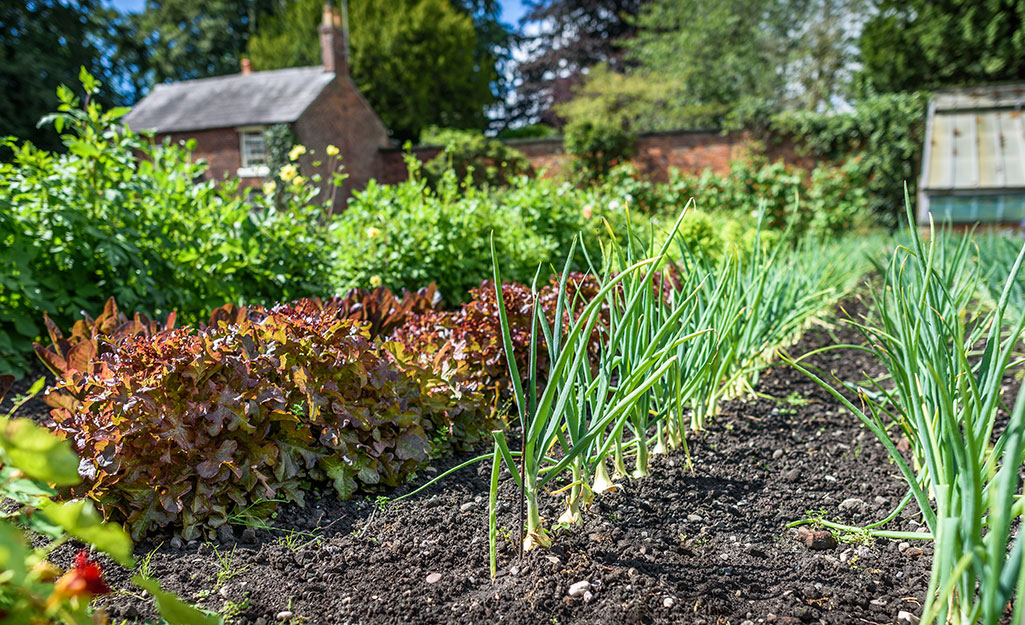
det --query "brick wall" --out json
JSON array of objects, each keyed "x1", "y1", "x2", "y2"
[{"x1": 377, "y1": 129, "x2": 808, "y2": 186}]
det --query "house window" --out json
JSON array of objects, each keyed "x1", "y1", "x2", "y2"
[{"x1": 238, "y1": 128, "x2": 270, "y2": 177}]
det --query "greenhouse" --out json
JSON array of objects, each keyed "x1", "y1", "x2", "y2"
[{"x1": 919, "y1": 84, "x2": 1025, "y2": 224}]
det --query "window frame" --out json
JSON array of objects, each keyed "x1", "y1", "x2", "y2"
[{"x1": 237, "y1": 126, "x2": 270, "y2": 177}]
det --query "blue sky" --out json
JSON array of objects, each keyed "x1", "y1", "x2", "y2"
[{"x1": 109, "y1": 0, "x2": 529, "y2": 24}]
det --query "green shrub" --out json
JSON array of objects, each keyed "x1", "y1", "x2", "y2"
[
  {"x1": 496, "y1": 124, "x2": 557, "y2": 140},
  {"x1": 564, "y1": 118, "x2": 637, "y2": 184},
  {"x1": 0, "y1": 73, "x2": 337, "y2": 377},
  {"x1": 332, "y1": 160, "x2": 638, "y2": 303},
  {"x1": 766, "y1": 92, "x2": 928, "y2": 227},
  {"x1": 658, "y1": 156, "x2": 870, "y2": 238},
  {"x1": 421, "y1": 127, "x2": 532, "y2": 189}
]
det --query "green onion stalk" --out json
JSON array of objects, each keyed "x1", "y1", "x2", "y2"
[
  {"x1": 488, "y1": 220, "x2": 690, "y2": 552},
  {"x1": 786, "y1": 199, "x2": 1025, "y2": 625}
]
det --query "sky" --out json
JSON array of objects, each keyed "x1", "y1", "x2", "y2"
[{"x1": 108, "y1": 0, "x2": 530, "y2": 24}]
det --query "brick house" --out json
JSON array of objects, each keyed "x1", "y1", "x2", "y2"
[{"x1": 123, "y1": 4, "x2": 388, "y2": 207}]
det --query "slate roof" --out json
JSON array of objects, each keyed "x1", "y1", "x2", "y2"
[{"x1": 123, "y1": 67, "x2": 335, "y2": 133}]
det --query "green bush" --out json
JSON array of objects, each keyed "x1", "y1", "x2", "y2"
[
  {"x1": 564, "y1": 118, "x2": 637, "y2": 184},
  {"x1": 421, "y1": 127, "x2": 532, "y2": 189},
  {"x1": 766, "y1": 92, "x2": 928, "y2": 227},
  {"x1": 332, "y1": 159, "x2": 641, "y2": 303},
  {"x1": 0, "y1": 73, "x2": 337, "y2": 377}
]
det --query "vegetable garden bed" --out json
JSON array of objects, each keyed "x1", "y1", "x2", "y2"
[{"x1": 83, "y1": 302, "x2": 946, "y2": 625}]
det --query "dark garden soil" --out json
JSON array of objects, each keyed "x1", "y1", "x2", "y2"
[{"x1": 68, "y1": 298, "x2": 950, "y2": 625}]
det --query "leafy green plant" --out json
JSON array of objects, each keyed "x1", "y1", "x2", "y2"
[
  {"x1": 0, "y1": 375, "x2": 222, "y2": 624},
  {"x1": 0, "y1": 71, "x2": 337, "y2": 378},
  {"x1": 765, "y1": 92, "x2": 928, "y2": 227},
  {"x1": 421, "y1": 127, "x2": 532, "y2": 189}
]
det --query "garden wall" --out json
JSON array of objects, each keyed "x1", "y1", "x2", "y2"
[{"x1": 377, "y1": 129, "x2": 811, "y2": 185}]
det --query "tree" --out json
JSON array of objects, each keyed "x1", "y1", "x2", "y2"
[
  {"x1": 857, "y1": 0, "x2": 1025, "y2": 95},
  {"x1": 130, "y1": 0, "x2": 277, "y2": 88},
  {"x1": 626, "y1": 0, "x2": 806, "y2": 127},
  {"x1": 511, "y1": 0, "x2": 648, "y2": 125},
  {"x1": 248, "y1": 0, "x2": 497, "y2": 142},
  {"x1": 0, "y1": 1, "x2": 116, "y2": 150},
  {"x1": 788, "y1": 0, "x2": 870, "y2": 110}
]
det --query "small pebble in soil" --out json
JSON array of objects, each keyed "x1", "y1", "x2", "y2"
[
  {"x1": 169, "y1": 536, "x2": 184, "y2": 550},
  {"x1": 874, "y1": 495, "x2": 887, "y2": 505},
  {"x1": 663, "y1": 597, "x2": 675, "y2": 608},
  {"x1": 824, "y1": 475, "x2": 838, "y2": 482},
  {"x1": 568, "y1": 580, "x2": 591, "y2": 597},
  {"x1": 838, "y1": 497, "x2": 864, "y2": 512},
  {"x1": 426, "y1": 572, "x2": 442, "y2": 584},
  {"x1": 897, "y1": 609, "x2": 918, "y2": 624},
  {"x1": 459, "y1": 502, "x2": 474, "y2": 512},
  {"x1": 687, "y1": 514, "x2": 703, "y2": 522},
  {"x1": 509, "y1": 565, "x2": 521, "y2": 576},
  {"x1": 242, "y1": 528, "x2": 257, "y2": 544},
  {"x1": 772, "y1": 449, "x2": 784, "y2": 459},
  {"x1": 898, "y1": 542, "x2": 910, "y2": 552},
  {"x1": 796, "y1": 527, "x2": 837, "y2": 551},
  {"x1": 275, "y1": 611, "x2": 293, "y2": 621}
]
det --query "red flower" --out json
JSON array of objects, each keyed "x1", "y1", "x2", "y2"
[{"x1": 52, "y1": 550, "x2": 111, "y2": 601}]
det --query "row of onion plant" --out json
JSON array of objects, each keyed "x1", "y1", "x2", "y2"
[
  {"x1": 486, "y1": 207, "x2": 709, "y2": 564},
  {"x1": 786, "y1": 202, "x2": 1025, "y2": 625},
  {"x1": 675, "y1": 220, "x2": 878, "y2": 433},
  {"x1": 483, "y1": 206, "x2": 875, "y2": 571}
]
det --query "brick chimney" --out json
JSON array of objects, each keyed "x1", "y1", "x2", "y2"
[
  {"x1": 319, "y1": 2, "x2": 348, "y2": 76},
  {"x1": 240, "y1": 58, "x2": 252, "y2": 75}
]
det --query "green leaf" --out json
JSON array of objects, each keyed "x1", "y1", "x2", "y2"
[
  {"x1": 0, "y1": 466, "x2": 56, "y2": 506},
  {"x1": 321, "y1": 458, "x2": 357, "y2": 499},
  {"x1": 0, "y1": 417, "x2": 80, "y2": 485},
  {"x1": 68, "y1": 140, "x2": 100, "y2": 159},
  {"x1": 133, "y1": 575, "x2": 225, "y2": 625},
  {"x1": 39, "y1": 499, "x2": 135, "y2": 567},
  {"x1": 0, "y1": 520, "x2": 30, "y2": 585}
]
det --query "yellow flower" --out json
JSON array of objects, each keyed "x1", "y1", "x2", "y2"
[
  {"x1": 366, "y1": 227, "x2": 381, "y2": 238},
  {"x1": 278, "y1": 164, "x2": 298, "y2": 182},
  {"x1": 292, "y1": 175, "x2": 307, "y2": 186},
  {"x1": 326, "y1": 144, "x2": 340, "y2": 157},
  {"x1": 262, "y1": 181, "x2": 276, "y2": 195},
  {"x1": 288, "y1": 145, "x2": 307, "y2": 161},
  {"x1": 369, "y1": 275, "x2": 383, "y2": 288}
]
